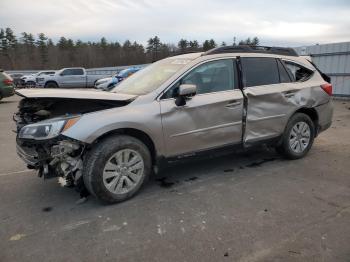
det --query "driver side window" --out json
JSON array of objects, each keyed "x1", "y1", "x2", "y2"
[{"x1": 163, "y1": 59, "x2": 236, "y2": 99}]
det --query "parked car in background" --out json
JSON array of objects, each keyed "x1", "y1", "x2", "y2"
[
  {"x1": 36, "y1": 68, "x2": 106, "y2": 88},
  {"x1": 95, "y1": 67, "x2": 141, "y2": 91},
  {"x1": 0, "y1": 70, "x2": 15, "y2": 100},
  {"x1": 14, "y1": 45, "x2": 333, "y2": 204},
  {"x1": 9, "y1": 73, "x2": 24, "y2": 87},
  {"x1": 20, "y1": 71, "x2": 56, "y2": 88},
  {"x1": 20, "y1": 73, "x2": 37, "y2": 87}
]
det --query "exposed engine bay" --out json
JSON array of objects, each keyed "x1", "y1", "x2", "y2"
[{"x1": 14, "y1": 97, "x2": 129, "y2": 196}]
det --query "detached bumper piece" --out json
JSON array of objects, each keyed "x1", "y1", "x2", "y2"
[{"x1": 16, "y1": 144, "x2": 39, "y2": 167}]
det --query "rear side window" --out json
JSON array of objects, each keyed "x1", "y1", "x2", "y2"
[
  {"x1": 277, "y1": 59, "x2": 291, "y2": 83},
  {"x1": 283, "y1": 61, "x2": 313, "y2": 82},
  {"x1": 241, "y1": 57, "x2": 280, "y2": 87},
  {"x1": 72, "y1": 69, "x2": 84, "y2": 75}
]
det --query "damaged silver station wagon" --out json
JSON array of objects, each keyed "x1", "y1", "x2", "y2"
[{"x1": 15, "y1": 46, "x2": 333, "y2": 203}]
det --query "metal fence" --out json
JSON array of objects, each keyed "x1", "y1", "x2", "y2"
[{"x1": 294, "y1": 42, "x2": 350, "y2": 97}]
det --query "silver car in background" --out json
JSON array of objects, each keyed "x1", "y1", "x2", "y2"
[{"x1": 14, "y1": 46, "x2": 333, "y2": 204}]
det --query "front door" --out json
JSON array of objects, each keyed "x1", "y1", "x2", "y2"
[{"x1": 160, "y1": 59, "x2": 244, "y2": 157}]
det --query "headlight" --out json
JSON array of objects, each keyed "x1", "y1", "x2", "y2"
[{"x1": 19, "y1": 117, "x2": 80, "y2": 140}]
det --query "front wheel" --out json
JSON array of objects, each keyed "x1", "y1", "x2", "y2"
[
  {"x1": 45, "y1": 82, "x2": 58, "y2": 88},
  {"x1": 277, "y1": 113, "x2": 315, "y2": 159},
  {"x1": 83, "y1": 135, "x2": 152, "y2": 204}
]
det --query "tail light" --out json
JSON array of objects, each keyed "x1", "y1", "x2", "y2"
[
  {"x1": 321, "y1": 83, "x2": 332, "y2": 96},
  {"x1": 3, "y1": 79, "x2": 13, "y2": 85}
]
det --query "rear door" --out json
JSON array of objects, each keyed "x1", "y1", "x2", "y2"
[
  {"x1": 160, "y1": 58, "x2": 244, "y2": 157},
  {"x1": 241, "y1": 57, "x2": 300, "y2": 144}
]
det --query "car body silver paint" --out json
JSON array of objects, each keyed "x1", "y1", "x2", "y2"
[
  {"x1": 62, "y1": 96, "x2": 167, "y2": 156},
  {"x1": 18, "y1": 52, "x2": 333, "y2": 160},
  {"x1": 160, "y1": 89, "x2": 243, "y2": 157}
]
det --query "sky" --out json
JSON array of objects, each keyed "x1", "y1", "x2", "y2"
[{"x1": 0, "y1": 0, "x2": 349, "y2": 47}]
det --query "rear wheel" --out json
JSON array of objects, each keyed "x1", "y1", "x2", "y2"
[
  {"x1": 83, "y1": 135, "x2": 152, "y2": 204},
  {"x1": 277, "y1": 113, "x2": 315, "y2": 159}
]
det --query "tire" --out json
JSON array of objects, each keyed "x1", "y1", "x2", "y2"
[
  {"x1": 45, "y1": 82, "x2": 58, "y2": 88},
  {"x1": 83, "y1": 135, "x2": 152, "y2": 204},
  {"x1": 277, "y1": 113, "x2": 315, "y2": 159}
]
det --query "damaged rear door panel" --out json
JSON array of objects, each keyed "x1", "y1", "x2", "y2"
[{"x1": 240, "y1": 56, "x2": 329, "y2": 144}]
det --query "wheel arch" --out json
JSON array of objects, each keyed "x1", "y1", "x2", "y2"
[
  {"x1": 292, "y1": 107, "x2": 319, "y2": 135},
  {"x1": 90, "y1": 128, "x2": 157, "y2": 164},
  {"x1": 44, "y1": 80, "x2": 58, "y2": 88}
]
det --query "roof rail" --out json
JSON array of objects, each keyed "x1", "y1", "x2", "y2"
[{"x1": 203, "y1": 45, "x2": 299, "y2": 57}]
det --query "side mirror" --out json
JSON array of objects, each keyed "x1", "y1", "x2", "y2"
[
  {"x1": 179, "y1": 84, "x2": 196, "y2": 96},
  {"x1": 175, "y1": 84, "x2": 197, "y2": 106}
]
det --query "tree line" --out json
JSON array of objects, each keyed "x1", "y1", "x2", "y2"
[{"x1": 0, "y1": 27, "x2": 260, "y2": 70}]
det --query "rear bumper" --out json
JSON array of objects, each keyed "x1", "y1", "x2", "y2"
[
  {"x1": 0, "y1": 85, "x2": 15, "y2": 98},
  {"x1": 315, "y1": 100, "x2": 333, "y2": 134}
]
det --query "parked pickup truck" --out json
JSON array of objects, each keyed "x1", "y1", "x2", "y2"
[{"x1": 36, "y1": 67, "x2": 106, "y2": 88}]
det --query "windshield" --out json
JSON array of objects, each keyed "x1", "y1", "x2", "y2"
[
  {"x1": 118, "y1": 69, "x2": 131, "y2": 78},
  {"x1": 111, "y1": 58, "x2": 192, "y2": 95}
]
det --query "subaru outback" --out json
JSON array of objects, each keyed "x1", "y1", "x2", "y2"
[{"x1": 14, "y1": 46, "x2": 333, "y2": 203}]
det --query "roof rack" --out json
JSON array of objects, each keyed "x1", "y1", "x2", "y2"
[{"x1": 203, "y1": 45, "x2": 299, "y2": 57}]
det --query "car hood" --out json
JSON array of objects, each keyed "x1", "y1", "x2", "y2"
[
  {"x1": 97, "y1": 77, "x2": 112, "y2": 83},
  {"x1": 15, "y1": 88, "x2": 137, "y2": 101}
]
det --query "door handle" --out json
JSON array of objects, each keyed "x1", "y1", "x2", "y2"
[{"x1": 225, "y1": 100, "x2": 241, "y2": 108}]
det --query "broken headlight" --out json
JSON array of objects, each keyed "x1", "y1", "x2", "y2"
[{"x1": 19, "y1": 117, "x2": 80, "y2": 140}]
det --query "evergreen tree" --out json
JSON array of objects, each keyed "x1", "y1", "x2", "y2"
[
  {"x1": 36, "y1": 33, "x2": 48, "y2": 67},
  {"x1": 189, "y1": 40, "x2": 199, "y2": 51},
  {"x1": 0, "y1": 27, "x2": 264, "y2": 70},
  {"x1": 203, "y1": 39, "x2": 216, "y2": 51},
  {"x1": 57, "y1": 37, "x2": 68, "y2": 50},
  {"x1": 178, "y1": 39, "x2": 188, "y2": 53}
]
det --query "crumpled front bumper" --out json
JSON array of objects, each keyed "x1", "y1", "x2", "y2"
[{"x1": 16, "y1": 143, "x2": 39, "y2": 166}]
